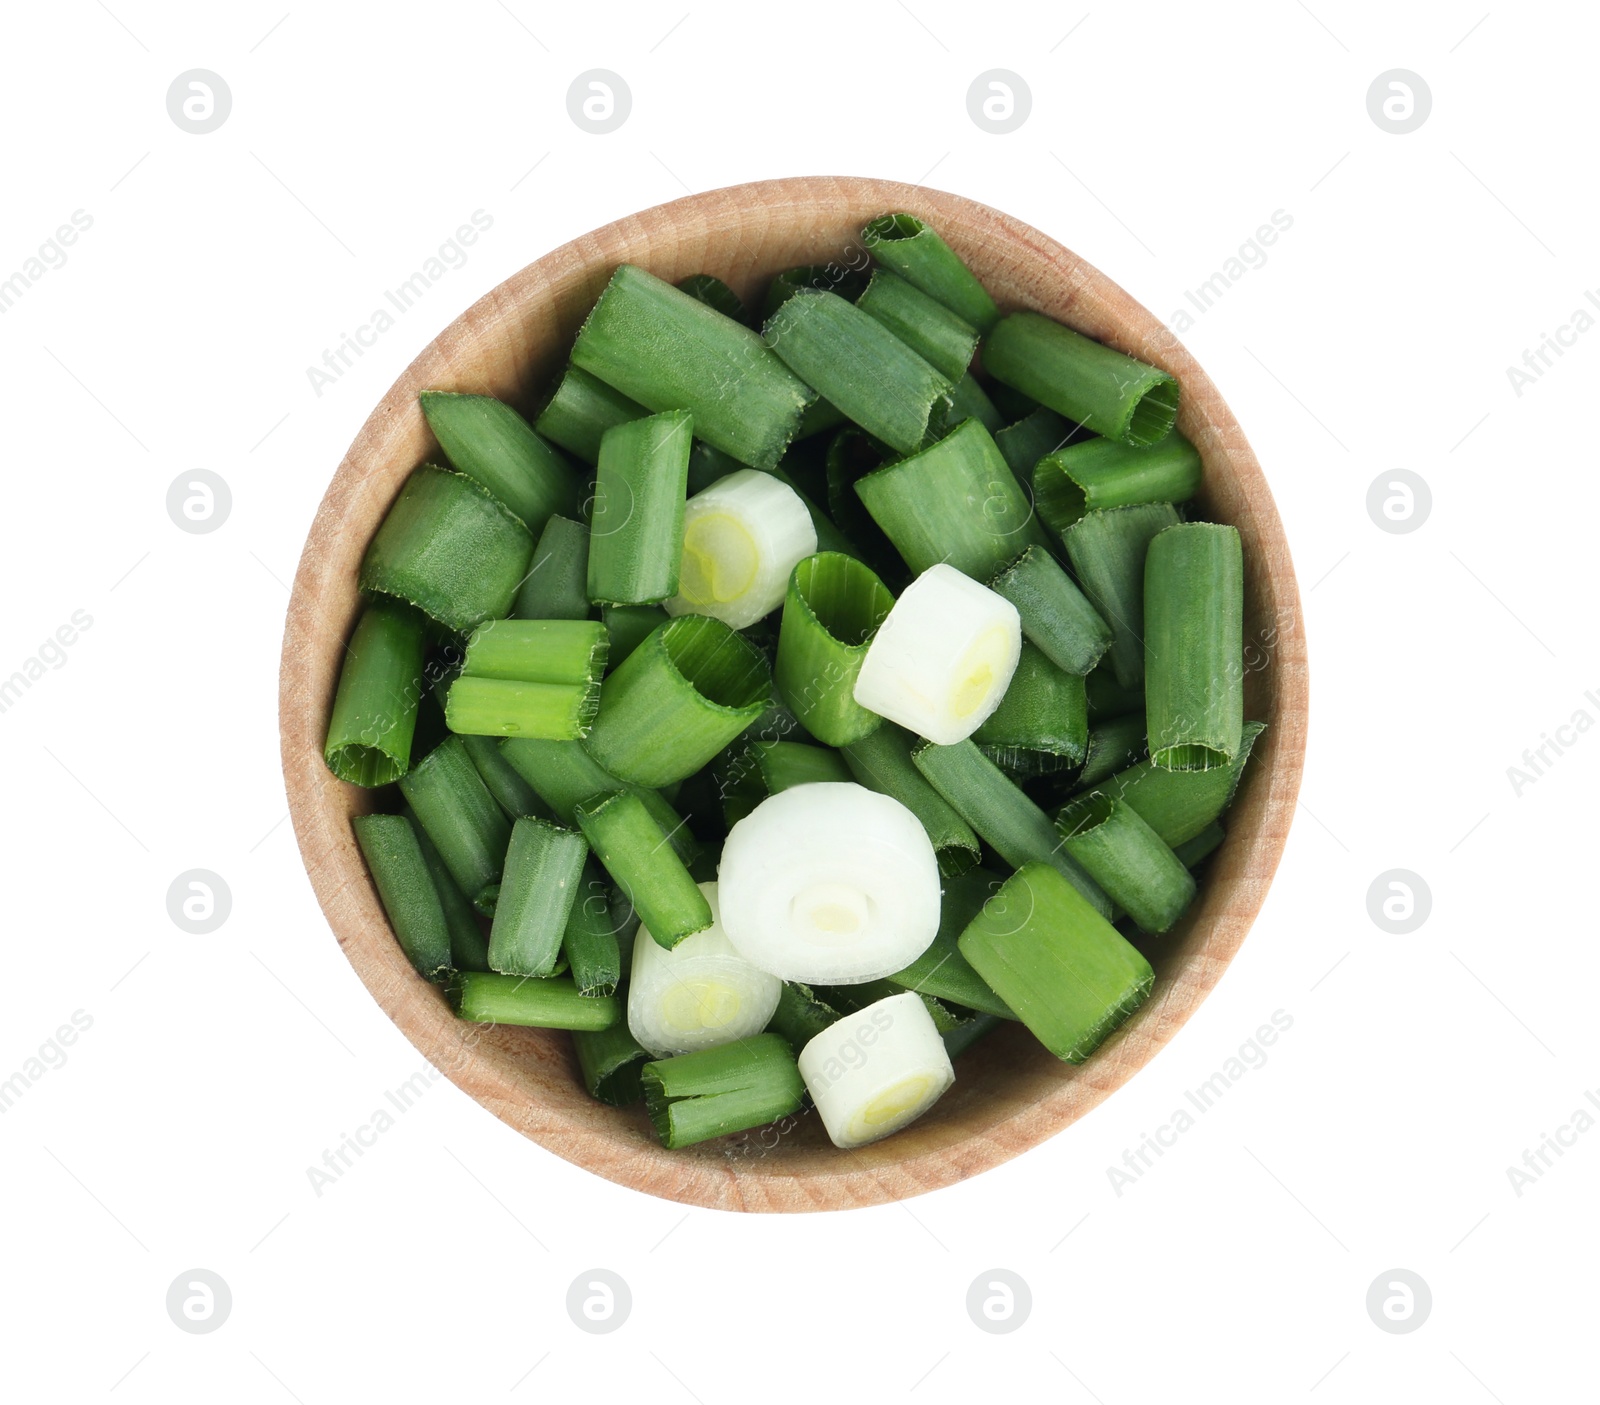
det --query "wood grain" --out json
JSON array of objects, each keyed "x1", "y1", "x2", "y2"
[{"x1": 279, "y1": 176, "x2": 1309, "y2": 1212}]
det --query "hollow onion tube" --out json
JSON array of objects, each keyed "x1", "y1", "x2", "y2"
[
  {"x1": 352, "y1": 814, "x2": 452, "y2": 979},
  {"x1": 641, "y1": 1033, "x2": 805, "y2": 1149},
  {"x1": 628, "y1": 881, "x2": 782, "y2": 1057},
  {"x1": 444, "y1": 677, "x2": 597, "y2": 740},
  {"x1": 855, "y1": 268, "x2": 979, "y2": 382},
  {"x1": 359, "y1": 465, "x2": 534, "y2": 635},
  {"x1": 533, "y1": 364, "x2": 647, "y2": 466},
  {"x1": 664, "y1": 468, "x2": 817, "y2": 629},
  {"x1": 797, "y1": 991, "x2": 955, "y2": 1149},
  {"x1": 932, "y1": 371, "x2": 1006, "y2": 437},
  {"x1": 513, "y1": 514, "x2": 591, "y2": 622},
  {"x1": 1099, "y1": 721, "x2": 1265, "y2": 846},
  {"x1": 957, "y1": 862, "x2": 1154, "y2": 1062},
  {"x1": 676, "y1": 272, "x2": 747, "y2": 323},
  {"x1": 572, "y1": 264, "x2": 814, "y2": 471},
  {"x1": 454, "y1": 971, "x2": 618, "y2": 1031},
  {"x1": 587, "y1": 410, "x2": 693, "y2": 606},
  {"x1": 1033, "y1": 431, "x2": 1203, "y2": 536},
  {"x1": 984, "y1": 312, "x2": 1180, "y2": 448},
  {"x1": 575, "y1": 789, "x2": 712, "y2": 950},
  {"x1": 861, "y1": 213, "x2": 1000, "y2": 333},
  {"x1": 840, "y1": 723, "x2": 979, "y2": 877},
  {"x1": 583, "y1": 614, "x2": 770, "y2": 787},
  {"x1": 573, "y1": 1020, "x2": 651, "y2": 1105},
  {"x1": 398, "y1": 736, "x2": 511, "y2": 911},
  {"x1": 775, "y1": 552, "x2": 894, "y2": 747},
  {"x1": 486, "y1": 817, "x2": 588, "y2": 978},
  {"x1": 763, "y1": 289, "x2": 952, "y2": 456},
  {"x1": 989, "y1": 545, "x2": 1112, "y2": 677},
  {"x1": 853, "y1": 564, "x2": 1021, "y2": 747},
  {"x1": 994, "y1": 407, "x2": 1076, "y2": 482},
  {"x1": 461, "y1": 619, "x2": 608, "y2": 684},
  {"x1": 1077, "y1": 713, "x2": 1148, "y2": 789},
  {"x1": 462, "y1": 735, "x2": 548, "y2": 820},
  {"x1": 910, "y1": 738, "x2": 1112, "y2": 917},
  {"x1": 563, "y1": 864, "x2": 623, "y2": 997},
  {"x1": 419, "y1": 390, "x2": 578, "y2": 534},
  {"x1": 1058, "y1": 792, "x2": 1197, "y2": 934},
  {"x1": 717, "y1": 782, "x2": 941, "y2": 985},
  {"x1": 971, "y1": 643, "x2": 1089, "y2": 766},
  {"x1": 886, "y1": 868, "x2": 1015, "y2": 1018},
  {"x1": 324, "y1": 601, "x2": 427, "y2": 785},
  {"x1": 1144, "y1": 523, "x2": 1244, "y2": 770},
  {"x1": 1062, "y1": 502, "x2": 1182, "y2": 690},
  {"x1": 854, "y1": 419, "x2": 1046, "y2": 580},
  {"x1": 410, "y1": 812, "x2": 491, "y2": 971}
]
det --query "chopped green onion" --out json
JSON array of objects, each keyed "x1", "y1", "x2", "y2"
[
  {"x1": 764, "y1": 264, "x2": 871, "y2": 317},
  {"x1": 910, "y1": 738, "x2": 1112, "y2": 917},
  {"x1": 796, "y1": 990, "x2": 955, "y2": 1148},
  {"x1": 444, "y1": 677, "x2": 598, "y2": 740},
  {"x1": 715, "y1": 738, "x2": 853, "y2": 827},
  {"x1": 1144, "y1": 522, "x2": 1244, "y2": 770},
  {"x1": 840, "y1": 723, "x2": 980, "y2": 877},
  {"x1": 461, "y1": 618, "x2": 608, "y2": 684},
  {"x1": 994, "y1": 407, "x2": 1076, "y2": 482},
  {"x1": 988, "y1": 381, "x2": 1040, "y2": 421},
  {"x1": 776, "y1": 551, "x2": 894, "y2": 747},
  {"x1": 513, "y1": 514, "x2": 592, "y2": 622},
  {"x1": 984, "y1": 311, "x2": 1180, "y2": 447},
  {"x1": 588, "y1": 409, "x2": 693, "y2": 606},
  {"x1": 989, "y1": 545, "x2": 1112, "y2": 677},
  {"x1": 324, "y1": 601, "x2": 427, "y2": 786},
  {"x1": 454, "y1": 970, "x2": 618, "y2": 1031},
  {"x1": 1172, "y1": 821, "x2": 1226, "y2": 869},
  {"x1": 1099, "y1": 721, "x2": 1266, "y2": 847},
  {"x1": 1077, "y1": 712, "x2": 1148, "y2": 788},
  {"x1": 1058, "y1": 791, "x2": 1196, "y2": 933},
  {"x1": 462, "y1": 734, "x2": 549, "y2": 820},
  {"x1": 359, "y1": 465, "x2": 534, "y2": 635},
  {"x1": 854, "y1": 268, "x2": 979, "y2": 382},
  {"x1": 1062, "y1": 502, "x2": 1182, "y2": 689},
  {"x1": 352, "y1": 813, "x2": 452, "y2": 979},
  {"x1": 676, "y1": 272, "x2": 747, "y2": 323},
  {"x1": 958, "y1": 861, "x2": 1153, "y2": 1062},
  {"x1": 486, "y1": 816, "x2": 588, "y2": 977},
  {"x1": 972, "y1": 643, "x2": 1088, "y2": 765},
  {"x1": 932, "y1": 372, "x2": 1006, "y2": 437},
  {"x1": 766, "y1": 981, "x2": 841, "y2": 1050},
  {"x1": 398, "y1": 735, "x2": 511, "y2": 911},
  {"x1": 533, "y1": 364, "x2": 646, "y2": 466},
  {"x1": 853, "y1": 563, "x2": 1021, "y2": 747},
  {"x1": 562, "y1": 864, "x2": 623, "y2": 997},
  {"x1": 824, "y1": 428, "x2": 895, "y2": 571},
  {"x1": 854, "y1": 419, "x2": 1046, "y2": 580},
  {"x1": 410, "y1": 812, "x2": 491, "y2": 971},
  {"x1": 583, "y1": 614, "x2": 770, "y2": 787},
  {"x1": 818, "y1": 979, "x2": 971, "y2": 1036},
  {"x1": 573, "y1": 1020, "x2": 651, "y2": 1105},
  {"x1": 601, "y1": 603, "x2": 667, "y2": 667},
  {"x1": 861, "y1": 213, "x2": 1000, "y2": 333},
  {"x1": 419, "y1": 390, "x2": 578, "y2": 534},
  {"x1": 763, "y1": 288, "x2": 952, "y2": 456},
  {"x1": 575, "y1": 788, "x2": 712, "y2": 950},
  {"x1": 1085, "y1": 658, "x2": 1144, "y2": 721},
  {"x1": 666, "y1": 468, "x2": 817, "y2": 629},
  {"x1": 886, "y1": 868, "x2": 1015, "y2": 1018},
  {"x1": 572, "y1": 264, "x2": 814, "y2": 470},
  {"x1": 642, "y1": 1033, "x2": 805, "y2": 1149},
  {"x1": 794, "y1": 395, "x2": 849, "y2": 441},
  {"x1": 1033, "y1": 431, "x2": 1203, "y2": 536}
]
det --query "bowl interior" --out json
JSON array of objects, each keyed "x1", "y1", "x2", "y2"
[{"x1": 280, "y1": 176, "x2": 1307, "y2": 1212}]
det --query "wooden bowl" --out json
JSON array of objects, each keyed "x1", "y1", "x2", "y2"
[{"x1": 280, "y1": 176, "x2": 1308, "y2": 1212}]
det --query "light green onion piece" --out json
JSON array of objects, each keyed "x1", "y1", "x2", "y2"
[
  {"x1": 972, "y1": 643, "x2": 1088, "y2": 766},
  {"x1": 1077, "y1": 713, "x2": 1148, "y2": 789},
  {"x1": 1099, "y1": 721, "x2": 1266, "y2": 847},
  {"x1": 486, "y1": 816, "x2": 588, "y2": 977},
  {"x1": 410, "y1": 813, "x2": 491, "y2": 971},
  {"x1": 855, "y1": 268, "x2": 979, "y2": 382},
  {"x1": 861, "y1": 213, "x2": 1000, "y2": 333},
  {"x1": 454, "y1": 971, "x2": 618, "y2": 1031},
  {"x1": 985, "y1": 311, "x2": 1180, "y2": 447},
  {"x1": 352, "y1": 813, "x2": 452, "y2": 979},
  {"x1": 1033, "y1": 431, "x2": 1203, "y2": 536},
  {"x1": 444, "y1": 677, "x2": 598, "y2": 740},
  {"x1": 642, "y1": 1033, "x2": 806, "y2": 1149},
  {"x1": 886, "y1": 868, "x2": 1015, "y2": 1018},
  {"x1": 1058, "y1": 792, "x2": 1196, "y2": 934},
  {"x1": 588, "y1": 409, "x2": 693, "y2": 606},
  {"x1": 461, "y1": 618, "x2": 608, "y2": 684},
  {"x1": 419, "y1": 390, "x2": 578, "y2": 534},
  {"x1": 776, "y1": 552, "x2": 894, "y2": 747},
  {"x1": 398, "y1": 735, "x2": 511, "y2": 911},
  {"x1": 602, "y1": 603, "x2": 668, "y2": 667},
  {"x1": 676, "y1": 272, "x2": 747, "y2": 323},
  {"x1": 994, "y1": 407, "x2": 1076, "y2": 482},
  {"x1": 989, "y1": 545, "x2": 1112, "y2": 677},
  {"x1": 562, "y1": 863, "x2": 623, "y2": 997},
  {"x1": 533, "y1": 364, "x2": 646, "y2": 466},
  {"x1": 575, "y1": 788, "x2": 712, "y2": 950},
  {"x1": 324, "y1": 601, "x2": 427, "y2": 786},
  {"x1": 840, "y1": 723, "x2": 979, "y2": 877},
  {"x1": 573, "y1": 1020, "x2": 652, "y2": 1105},
  {"x1": 1062, "y1": 502, "x2": 1182, "y2": 690},
  {"x1": 512, "y1": 514, "x2": 591, "y2": 621}
]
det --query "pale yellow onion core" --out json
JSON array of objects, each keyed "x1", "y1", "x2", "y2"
[
  {"x1": 851, "y1": 1073, "x2": 936, "y2": 1135},
  {"x1": 951, "y1": 625, "x2": 1013, "y2": 718},
  {"x1": 660, "y1": 978, "x2": 743, "y2": 1033},
  {"x1": 679, "y1": 513, "x2": 759, "y2": 605}
]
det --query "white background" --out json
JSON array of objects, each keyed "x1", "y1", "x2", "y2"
[{"x1": 2, "y1": 1, "x2": 1595, "y2": 1399}]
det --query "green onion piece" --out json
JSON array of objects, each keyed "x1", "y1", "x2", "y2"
[
  {"x1": 971, "y1": 643, "x2": 1088, "y2": 764},
  {"x1": 1085, "y1": 658, "x2": 1144, "y2": 721},
  {"x1": 989, "y1": 545, "x2": 1112, "y2": 677},
  {"x1": 886, "y1": 868, "x2": 1015, "y2": 1018},
  {"x1": 583, "y1": 615, "x2": 770, "y2": 787},
  {"x1": 989, "y1": 381, "x2": 1040, "y2": 421},
  {"x1": 766, "y1": 981, "x2": 842, "y2": 1051},
  {"x1": 762, "y1": 264, "x2": 870, "y2": 319},
  {"x1": 854, "y1": 419, "x2": 1046, "y2": 579},
  {"x1": 763, "y1": 289, "x2": 952, "y2": 456},
  {"x1": 1033, "y1": 431, "x2": 1203, "y2": 536},
  {"x1": 984, "y1": 311, "x2": 1180, "y2": 448},
  {"x1": 1062, "y1": 502, "x2": 1182, "y2": 689},
  {"x1": 1077, "y1": 712, "x2": 1148, "y2": 789},
  {"x1": 943, "y1": 1012, "x2": 1003, "y2": 1059},
  {"x1": 462, "y1": 734, "x2": 548, "y2": 820},
  {"x1": 351, "y1": 814, "x2": 452, "y2": 979},
  {"x1": 824, "y1": 428, "x2": 895, "y2": 571},
  {"x1": 573, "y1": 1019, "x2": 651, "y2": 1105},
  {"x1": 574, "y1": 789, "x2": 712, "y2": 950},
  {"x1": 958, "y1": 861, "x2": 1153, "y2": 1062},
  {"x1": 409, "y1": 812, "x2": 491, "y2": 971},
  {"x1": 910, "y1": 738, "x2": 1111, "y2": 917},
  {"x1": 794, "y1": 395, "x2": 849, "y2": 441},
  {"x1": 855, "y1": 268, "x2": 979, "y2": 382},
  {"x1": 324, "y1": 602, "x2": 427, "y2": 786},
  {"x1": 512, "y1": 515, "x2": 592, "y2": 621},
  {"x1": 398, "y1": 735, "x2": 511, "y2": 911},
  {"x1": 444, "y1": 676, "x2": 597, "y2": 740},
  {"x1": 816, "y1": 979, "x2": 968, "y2": 1034},
  {"x1": 602, "y1": 603, "x2": 668, "y2": 667},
  {"x1": 932, "y1": 372, "x2": 1006, "y2": 437},
  {"x1": 533, "y1": 364, "x2": 647, "y2": 466},
  {"x1": 1099, "y1": 721, "x2": 1266, "y2": 847},
  {"x1": 641, "y1": 1033, "x2": 805, "y2": 1149},
  {"x1": 419, "y1": 390, "x2": 578, "y2": 534},
  {"x1": 1058, "y1": 792, "x2": 1196, "y2": 933},
  {"x1": 563, "y1": 864, "x2": 623, "y2": 997},
  {"x1": 676, "y1": 272, "x2": 747, "y2": 323},
  {"x1": 486, "y1": 816, "x2": 588, "y2": 977},
  {"x1": 841, "y1": 723, "x2": 980, "y2": 877},
  {"x1": 861, "y1": 213, "x2": 1000, "y2": 333},
  {"x1": 461, "y1": 618, "x2": 608, "y2": 684},
  {"x1": 454, "y1": 971, "x2": 618, "y2": 1030},
  {"x1": 1144, "y1": 522, "x2": 1244, "y2": 770},
  {"x1": 994, "y1": 407, "x2": 1076, "y2": 482},
  {"x1": 776, "y1": 552, "x2": 894, "y2": 746},
  {"x1": 753, "y1": 739, "x2": 852, "y2": 791},
  {"x1": 1172, "y1": 821, "x2": 1226, "y2": 870},
  {"x1": 572, "y1": 264, "x2": 814, "y2": 470},
  {"x1": 587, "y1": 409, "x2": 693, "y2": 606}
]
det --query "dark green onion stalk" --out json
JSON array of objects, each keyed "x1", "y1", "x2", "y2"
[
  {"x1": 419, "y1": 390, "x2": 578, "y2": 534},
  {"x1": 533, "y1": 364, "x2": 646, "y2": 466},
  {"x1": 398, "y1": 735, "x2": 511, "y2": 911},
  {"x1": 1062, "y1": 502, "x2": 1182, "y2": 690},
  {"x1": 512, "y1": 514, "x2": 591, "y2": 621},
  {"x1": 676, "y1": 272, "x2": 748, "y2": 323},
  {"x1": 352, "y1": 813, "x2": 452, "y2": 979},
  {"x1": 562, "y1": 863, "x2": 623, "y2": 997},
  {"x1": 1077, "y1": 713, "x2": 1148, "y2": 789},
  {"x1": 972, "y1": 644, "x2": 1088, "y2": 767},
  {"x1": 574, "y1": 789, "x2": 712, "y2": 949},
  {"x1": 410, "y1": 813, "x2": 491, "y2": 971},
  {"x1": 324, "y1": 601, "x2": 427, "y2": 786},
  {"x1": 854, "y1": 268, "x2": 979, "y2": 382},
  {"x1": 573, "y1": 1019, "x2": 652, "y2": 1104},
  {"x1": 486, "y1": 817, "x2": 588, "y2": 977},
  {"x1": 989, "y1": 545, "x2": 1112, "y2": 678},
  {"x1": 1058, "y1": 792, "x2": 1196, "y2": 934},
  {"x1": 861, "y1": 213, "x2": 1000, "y2": 333},
  {"x1": 1033, "y1": 431, "x2": 1202, "y2": 536},
  {"x1": 841, "y1": 723, "x2": 980, "y2": 877},
  {"x1": 588, "y1": 409, "x2": 693, "y2": 606},
  {"x1": 1099, "y1": 721, "x2": 1266, "y2": 847}
]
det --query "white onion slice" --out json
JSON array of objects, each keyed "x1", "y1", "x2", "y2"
[
  {"x1": 798, "y1": 991, "x2": 955, "y2": 1148},
  {"x1": 627, "y1": 881, "x2": 782, "y2": 1058},
  {"x1": 851, "y1": 563, "x2": 1022, "y2": 745},
  {"x1": 716, "y1": 782, "x2": 940, "y2": 984}
]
